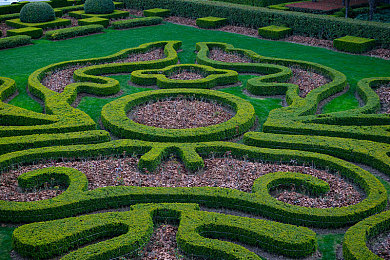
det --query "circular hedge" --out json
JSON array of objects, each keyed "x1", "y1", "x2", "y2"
[
  {"x1": 84, "y1": 0, "x2": 115, "y2": 14},
  {"x1": 20, "y1": 2, "x2": 56, "y2": 23}
]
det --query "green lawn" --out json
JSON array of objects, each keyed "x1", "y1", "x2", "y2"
[{"x1": 1, "y1": 21, "x2": 389, "y2": 259}]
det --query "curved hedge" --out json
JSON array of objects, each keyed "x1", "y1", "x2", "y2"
[
  {"x1": 343, "y1": 210, "x2": 390, "y2": 260},
  {"x1": 130, "y1": 63, "x2": 238, "y2": 89},
  {"x1": 12, "y1": 202, "x2": 316, "y2": 259},
  {"x1": 0, "y1": 140, "x2": 386, "y2": 228},
  {"x1": 101, "y1": 88, "x2": 256, "y2": 142}
]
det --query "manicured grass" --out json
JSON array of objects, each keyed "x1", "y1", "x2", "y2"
[
  {"x1": 0, "y1": 227, "x2": 15, "y2": 260},
  {"x1": 318, "y1": 233, "x2": 344, "y2": 260}
]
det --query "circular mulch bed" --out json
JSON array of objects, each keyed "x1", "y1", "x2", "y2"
[
  {"x1": 375, "y1": 84, "x2": 390, "y2": 113},
  {"x1": 41, "y1": 48, "x2": 165, "y2": 93},
  {"x1": 0, "y1": 156, "x2": 363, "y2": 209},
  {"x1": 130, "y1": 98, "x2": 234, "y2": 129}
]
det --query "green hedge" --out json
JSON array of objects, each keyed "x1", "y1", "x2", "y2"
[
  {"x1": 143, "y1": 8, "x2": 170, "y2": 17},
  {"x1": 0, "y1": 130, "x2": 110, "y2": 155},
  {"x1": 0, "y1": 3, "x2": 23, "y2": 15},
  {"x1": 130, "y1": 63, "x2": 238, "y2": 88},
  {"x1": 196, "y1": 16, "x2": 227, "y2": 29},
  {"x1": 57, "y1": 4, "x2": 85, "y2": 13},
  {"x1": 78, "y1": 17, "x2": 109, "y2": 27},
  {"x1": 110, "y1": 16, "x2": 163, "y2": 29},
  {"x1": 0, "y1": 35, "x2": 31, "y2": 50},
  {"x1": 19, "y1": 2, "x2": 56, "y2": 23},
  {"x1": 101, "y1": 88, "x2": 255, "y2": 142},
  {"x1": 0, "y1": 13, "x2": 20, "y2": 22},
  {"x1": 12, "y1": 202, "x2": 316, "y2": 259},
  {"x1": 124, "y1": 0, "x2": 390, "y2": 47},
  {"x1": 7, "y1": 26, "x2": 43, "y2": 39},
  {"x1": 6, "y1": 17, "x2": 71, "y2": 29},
  {"x1": 69, "y1": 9, "x2": 129, "y2": 19},
  {"x1": 0, "y1": 140, "x2": 386, "y2": 228},
  {"x1": 45, "y1": 24, "x2": 104, "y2": 40},
  {"x1": 333, "y1": 35, "x2": 376, "y2": 53},
  {"x1": 258, "y1": 25, "x2": 292, "y2": 39},
  {"x1": 343, "y1": 210, "x2": 390, "y2": 260}
]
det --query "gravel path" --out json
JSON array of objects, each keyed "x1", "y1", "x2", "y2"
[{"x1": 130, "y1": 98, "x2": 233, "y2": 129}]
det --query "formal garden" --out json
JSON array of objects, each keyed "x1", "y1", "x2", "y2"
[{"x1": 0, "y1": 0, "x2": 390, "y2": 258}]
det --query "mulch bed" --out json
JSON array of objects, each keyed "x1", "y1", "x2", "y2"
[
  {"x1": 0, "y1": 156, "x2": 363, "y2": 209},
  {"x1": 41, "y1": 48, "x2": 165, "y2": 93},
  {"x1": 369, "y1": 231, "x2": 390, "y2": 259},
  {"x1": 375, "y1": 84, "x2": 390, "y2": 113},
  {"x1": 130, "y1": 98, "x2": 233, "y2": 129},
  {"x1": 285, "y1": 0, "x2": 368, "y2": 12}
]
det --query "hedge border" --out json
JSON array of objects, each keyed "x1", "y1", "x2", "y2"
[
  {"x1": 124, "y1": 0, "x2": 390, "y2": 47},
  {"x1": 45, "y1": 24, "x2": 104, "y2": 40},
  {"x1": 6, "y1": 26, "x2": 43, "y2": 39},
  {"x1": 110, "y1": 16, "x2": 163, "y2": 29},
  {"x1": 78, "y1": 17, "x2": 109, "y2": 27},
  {"x1": 101, "y1": 88, "x2": 255, "y2": 142},
  {"x1": 6, "y1": 17, "x2": 71, "y2": 29},
  {"x1": 68, "y1": 9, "x2": 129, "y2": 19},
  {"x1": 0, "y1": 35, "x2": 31, "y2": 50},
  {"x1": 130, "y1": 63, "x2": 238, "y2": 88},
  {"x1": 196, "y1": 16, "x2": 227, "y2": 29},
  {"x1": 12, "y1": 203, "x2": 316, "y2": 259},
  {"x1": 0, "y1": 140, "x2": 386, "y2": 228}
]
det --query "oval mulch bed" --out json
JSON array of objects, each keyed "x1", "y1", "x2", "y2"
[
  {"x1": 130, "y1": 98, "x2": 234, "y2": 129},
  {"x1": 375, "y1": 84, "x2": 390, "y2": 113}
]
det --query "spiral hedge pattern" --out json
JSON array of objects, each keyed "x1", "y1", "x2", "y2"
[{"x1": 1, "y1": 40, "x2": 390, "y2": 259}]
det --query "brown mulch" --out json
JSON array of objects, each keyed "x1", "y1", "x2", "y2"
[
  {"x1": 168, "y1": 71, "x2": 204, "y2": 80},
  {"x1": 40, "y1": 48, "x2": 165, "y2": 93},
  {"x1": 367, "y1": 48, "x2": 390, "y2": 60},
  {"x1": 209, "y1": 48, "x2": 253, "y2": 63},
  {"x1": 0, "y1": 22, "x2": 9, "y2": 39},
  {"x1": 375, "y1": 84, "x2": 390, "y2": 113},
  {"x1": 283, "y1": 35, "x2": 333, "y2": 49},
  {"x1": 285, "y1": 0, "x2": 368, "y2": 12},
  {"x1": 0, "y1": 156, "x2": 363, "y2": 209},
  {"x1": 288, "y1": 67, "x2": 331, "y2": 97},
  {"x1": 369, "y1": 231, "x2": 390, "y2": 259},
  {"x1": 137, "y1": 225, "x2": 183, "y2": 260},
  {"x1": 165, "y1": 16, "x2": 197, "y2": 26},
  {"x1": 130, "y1": 98, "x2": 233, "y2": 129}
]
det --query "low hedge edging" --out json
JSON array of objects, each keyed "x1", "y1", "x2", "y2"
[
  {"x1": 0, "y1": 35, "x2": 31, "y2": 50},
  {"x1": 111, "y1": 16, "x2": 163, "y2": 29},
  {"x1": 45, "y1": 24, "x2": 104, "y2": 40}
]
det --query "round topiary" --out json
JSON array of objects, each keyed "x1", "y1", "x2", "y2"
[
  {"x1": 84, "y1": 0, "x2": 115, "y2": 14},
  {"x1": 20, "y1": 2, "x2": 56, "y2": 23}
]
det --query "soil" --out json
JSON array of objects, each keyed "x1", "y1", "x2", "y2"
[
  {"x1": 130, "y1": 98, "x2": 233, "y2": 129},
  {"x1": 375, "y1": 84, "x2": 390, "y2": 113},
  {"x1": 0, "y1": 156, "x2": 363, "y2": 209},
  {"x1": 369, "y1": 231, "x2": 390, "y2": 259}
]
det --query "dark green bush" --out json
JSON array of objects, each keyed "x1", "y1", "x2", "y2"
[
  {"x1": 20, "y1": 2, "x2": 56, "y2": 23},
  {"x1": 0, "y1": 35, "x2": 31, "y2": 50},
  {"x1": 110, "y1": 16, "x2": 163, "y2": 29},
  {"x1": 7, "y1": 27, "x2": 43, "y2": 39},
  {"x1": 84, "y1": 0, "x2": 115, "y2": 14}
]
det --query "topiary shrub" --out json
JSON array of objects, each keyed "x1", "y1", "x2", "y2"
[
  {"x1": 84, "y1": 0, "x2": 115, "y2": 14},
  {"x1": 19, "y1": 2, "x2": 55, "y2": 23}
]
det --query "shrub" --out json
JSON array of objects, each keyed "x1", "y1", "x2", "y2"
[
  {"x1": 45, "y1": 25, "x2": 105, "y2": 40},
  {"x1": 6, "y1": 18, "x2": 71, "y2": 29},
  {"x1": 7, "y1": 27, "x2": 43, "y2": 39},
  {"x1": 333, "y1": 35, "x2": 376, "y2": 53},
  {"x1": 110, "y1": 16, "x2": 163, "y2": 29},
  {"x1": 258, "y1": 25, "x2": 292, "y2": 39},
  {"x1": 0, "y1": 35, "x2": 31, "y2": 50},
  {"x1": 84, "y1": 0, "x2": 115, "y2": 14},
  {"x1": 78, "y1": 17, "x2": 109, "y2": 27},
  {"x1": 143, "y1": 8, "x2": 170, "y2": 17},
  {"x1": 196, "y1": 16, "x2": 227, "y2": 29},
  {"x1": 20, "y1": 2, "x2": 56, "y2": 23},
  {"x1": 0, "y1": 13, "x2": 20, "y2": 22}
]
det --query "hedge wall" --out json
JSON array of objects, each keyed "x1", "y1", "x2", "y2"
[{"x1": 124, "y1": 0, "x2": 390, "y2": 47}]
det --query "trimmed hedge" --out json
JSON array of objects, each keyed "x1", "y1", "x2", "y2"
[
  {"x1": 0, "y1": 13, "x2": 20, "y2": 22},
  {"x1": 45, "y1": 24, "x2": 104, "y2": 40},
  {"x1": 19, "y1": 2, "x2": 56, "y2": 23},
  {"x1": 333, "y1": 35, "x2": 376, "y2": 53},
  {"x1": 110, "y1": 16, "x2": 163, "y2": 29},
  {"x1": 0, "y1": 130, "x2": 110, "y2": 155},
  {"x1": 258, "y1": 25, "x2": 292, "y2": 39},
  {"x1": 7, "y1": 26, "x2": 43, "y2": 39},
  {"x1": 0, "y1": 140, "x2": 386, "y2": 228},
  {"x1": 12, "y1": 203, "x2": 316, "y2": 259},
  {"x1": 125, "y1": 0, "x2": 390, "y2": 47},
  {"x1": 84, "y1": 0, "x2": 115, "y2": 14},
  {"x1": 0, "y1": 3, "x2": 23, "y2": 15},
  {"x1": 143, "y1": 8, "x2": 170, "y2": 17},
  {"x1": 101, "y1": 88, "x2": 256, "y2": 142},
  {"x1": 196, "y1": 16, "x2": 227, "y2": 29},
  {"x1": 0, "y1": 35, "x2": 31, "y2": 50},
  {"x1": 344, "y1": 210, "x2": 390, "y2": 259},
  {"x1": 6, "y1": 17, "x2": 71, "y2": 29},
  {"x1": 78, "y1": 17, "x2": 109, "y2": 27},
  {"x1": 130, "y1": 64, "x2": 238, "y2": 88},
  {"x1": 69, "y1": 9, "x2": 129, "y2": 19}
]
